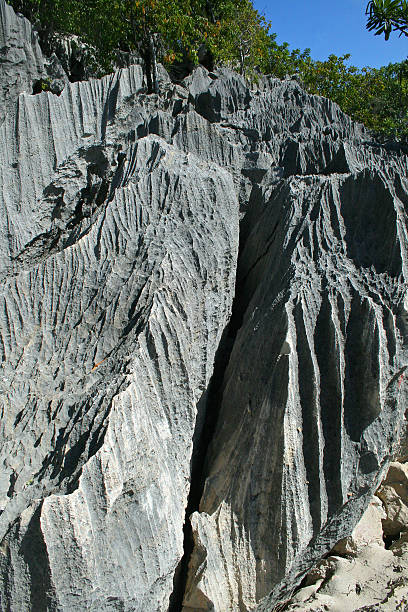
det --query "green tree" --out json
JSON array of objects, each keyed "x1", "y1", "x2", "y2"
[
  {"x1": 266, "y1": 36, "x2": 312, "y2": 79},
  {"x1": 11, "y1": 0, "x2": 274, "y2": 85},
  {"x1": 10, "y1": 0, "x2": 83, "y2": 52},
  {"x1": 11, "y1": 0, "x2": 214, "y2": 89},
  {"x1": 209, "y1": 0, "x2": 271, "y2": 77},
  {"x1": 119, "y1": 0, "x2": 218, "y2": 92},
  {"x1": 366, "y1": 0, "x2": 408, "y2": 39},
  {"x1": 73, "y1": 0, "x2": 204, "y2": 90}
]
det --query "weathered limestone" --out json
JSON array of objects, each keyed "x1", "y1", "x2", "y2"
[
  {"x1": 0, "y1": 2, "x2": 407, "y2": 610},
  {"x1": 377, "y1": 462, "x2": 408, "y2": 537},
  {"x1": 282, "y1": 461, "x2": 408, "y2": 611},
  {"x1": 0, "y1": 5, "x2": 239, "y2": 609},
  {"x1": 183, "y1": 167, "x2": 408, "y2": 611},
  {"x1": 0, "y1": 0, "x2": 45, "y2": 124}
]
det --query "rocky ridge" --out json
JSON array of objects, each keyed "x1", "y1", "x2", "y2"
[{"x1": 0, "y1": 2, "x2": 407, "y2": 611}]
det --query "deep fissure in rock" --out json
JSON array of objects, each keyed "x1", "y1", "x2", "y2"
[
  {"x1": 168, "y1": 205, "x2": 260, "y2": 611},
  {"x1": 167, "y1": 323, "x2": 235, "y2": 612}
]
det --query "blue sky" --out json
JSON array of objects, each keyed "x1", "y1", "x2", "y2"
[{"x1": 253, "y1": 0, "x2": 407, "y2": 68}]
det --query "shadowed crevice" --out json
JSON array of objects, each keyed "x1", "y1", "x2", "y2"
[
  {"x1": 168, "y1": 204, "x2": 262, "y2": 611},
  {"x1": 20, "y1": 504, "x2": 57, "y2": 612}
]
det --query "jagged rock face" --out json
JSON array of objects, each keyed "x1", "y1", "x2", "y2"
[
  {"x1": 183, "y1": 168, "x2": 408, "y2": 611},
  {"x1": 0, "y1": 6, "x2": 239, "y2": 610},
  {"x1": 0, "y1": 2, "x2": 407, "y2": 611},
  {"x1": 0, "y1": 0, "x2": 46, "y2": 124}
]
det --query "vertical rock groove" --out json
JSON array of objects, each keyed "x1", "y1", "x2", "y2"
[
  {"x1": 168, "y1": 210, "x2": 258, "y2": 611},
  {"x1": 168, "y1": 326, "x2": 235, "y2": 612}
]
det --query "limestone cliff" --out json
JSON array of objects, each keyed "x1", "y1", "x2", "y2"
[{"x1": 0, "y1": 2, "x2": 407, "y2": 611}]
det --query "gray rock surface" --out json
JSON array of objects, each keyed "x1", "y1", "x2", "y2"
[
  {"x1": 0, "y1": 0, "x2": 45, "y2": 123},
  {"x1": 0, "y1": 2, "x2": 407, "y2": 610},
  {"x1": 183, "y1": 165, "x2": 408, "y2": 611}
]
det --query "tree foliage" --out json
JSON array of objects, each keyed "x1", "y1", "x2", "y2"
[
  {"x1": 10, "y1": 0, "x2": 270, "y2": 83},
  {"x1": 208, "y1": 0, "x2": 271, "y2": 76},
  {"x1": 366, "y1": 0, "x2": 408, "y2": 39}
]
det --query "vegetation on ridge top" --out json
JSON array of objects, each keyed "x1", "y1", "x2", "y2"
[{"x1": 9, "y1": 0, "x2": 408, "y2": 141}]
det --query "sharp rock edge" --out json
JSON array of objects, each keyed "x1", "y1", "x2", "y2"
[{"x1": 0, "y1": 1, "x2": 407, "y2": 611}]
